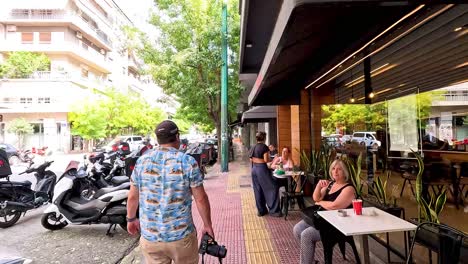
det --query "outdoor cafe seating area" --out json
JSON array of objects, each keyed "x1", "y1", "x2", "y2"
[{"x1": 304, "y1": 140, "x2": 468, "y2": 263}]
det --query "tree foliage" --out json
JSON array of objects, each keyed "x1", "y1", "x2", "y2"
[
  {"x1": 321, "y1": 91, "x2": 441, "y2": 135},
  {"x1": 322, "y1": 104, "x2": 386, "y2": 135},
  {"x1": 140, "y1": 0, "x2": 243, "y2": 138},
  {"x1": 0, "y1": 51, "x2": 50, "y2": 78},
  {"x1": 69, "y1": 89, "x2": 166, "y2": 140},
  {"x1": 7, "y1": 118, "x2": 34, "y2": 149}
]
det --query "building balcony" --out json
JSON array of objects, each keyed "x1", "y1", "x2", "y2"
[
  {"x1": 128, "y1": 55, "x2": 143, "y2": 72},
  {"x1": 0, "y1": 97, "x2": 69, "y2": 113},
  {"x1": 432, "y1": 93, "x2": 468, "y2": 106},
  {"x1": 4, "y1": 10, "x2": 112, "y2": 50},
  {"x1": 128, "y1": 76, "x2": 144, "y2": 93},
  {"x1": 0, "y1": 41, "x2": 112, "y2": 73},
  {"x1": 0, "y1": 71, "x2": 109, "y2": 112},
  {"x1": 0, "y1": 71, "x2": 109, "y2": 92}
]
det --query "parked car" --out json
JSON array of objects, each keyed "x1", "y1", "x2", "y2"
[
  {"x1": 341, "y1": 135, "x2": 352, "y2": 144},
  {"x1": 351, "y1": 132, "x2": 381, "y2": 147},
  {"x1": 322, "y1": 136, "x2": 341, "y2": 147}
]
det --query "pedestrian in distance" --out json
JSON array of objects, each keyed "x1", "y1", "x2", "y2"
[
  {"x1": 126, "y1": 120, "x2": 214, "y2": 264},
  {"x1": 249, "y1": 131, "x2": 282, "y2": 217}
]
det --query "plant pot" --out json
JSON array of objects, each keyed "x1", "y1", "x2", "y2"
[{"x1": 363, "y1": 196, "x2": 403, "y2": 218}]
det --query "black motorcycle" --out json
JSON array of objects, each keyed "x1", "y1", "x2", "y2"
[{"x1": 0, "y1": 159, "x2": 57, "y2": 228}]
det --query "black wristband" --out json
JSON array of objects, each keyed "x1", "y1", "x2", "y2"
[{"x1": 126, "y1": 216, "x2": 137, "y2": 222}]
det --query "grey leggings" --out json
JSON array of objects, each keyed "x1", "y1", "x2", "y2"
[{"x1": 293, "y1": 220, "x2": 321, "y2": 264}]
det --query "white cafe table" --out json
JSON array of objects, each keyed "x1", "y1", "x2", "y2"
[{"x1": 318, "y1": 207, "x2": 417, "y2": 264}]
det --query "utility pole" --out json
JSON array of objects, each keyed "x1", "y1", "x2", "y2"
[{"x1": 221, "y1": 0, "x2": 229, "y2": 172}]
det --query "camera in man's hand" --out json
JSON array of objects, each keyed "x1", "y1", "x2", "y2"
[{"x1": 199, "y1": 233, "x2": 227, "y2": 259}]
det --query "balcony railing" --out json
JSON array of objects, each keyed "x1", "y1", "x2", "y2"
[
  {"x1": 9, "y1": 10, "x2": 67, "y2": 20},
  {"x1": 73, "y1": 13, "x2": 112, "y2": 46},
  {"x1": 443, "y1": 94, "x2": 468, "y2": 101},
  {"x1": 28, "y1": 71, "x2": 71, "y2": 80},
  {"x1": 8, "y1": 10, "x2": 112, "y2": 47},
  {"x1": 6, "y1": 71, "x2": 109, "y2": 88}
]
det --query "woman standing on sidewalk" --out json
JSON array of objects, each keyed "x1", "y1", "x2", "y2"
[{"x1": 249, "y1": 132, "x2": 282, "y2": 217}]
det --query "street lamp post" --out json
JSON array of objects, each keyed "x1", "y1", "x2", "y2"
[{"x1": 221, "y1": 0, "x2": 229, "y2": 172}]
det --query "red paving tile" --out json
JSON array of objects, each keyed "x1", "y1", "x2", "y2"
[{"x1": 191, "y1": 143, "x2": 358, "y2": 264}]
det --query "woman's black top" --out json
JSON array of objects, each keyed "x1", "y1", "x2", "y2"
[
  {"x1": 249, "y1": 143, "x2": 269, "y2": 159},
  {"x1": 323, "y1": 182, "x2": 354, "y2": 203}
]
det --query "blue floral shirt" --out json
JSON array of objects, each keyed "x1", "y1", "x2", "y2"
[{"x1": 131, "y1": 146, "x2": 203, "y2": 242}]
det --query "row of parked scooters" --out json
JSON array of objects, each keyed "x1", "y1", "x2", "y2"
[
  {"x1": 0, "y1": 140, "x2": 216, "y2": 235},
  {"x1": 0, "y1": 142, "x2": 150, "y2": 235}
]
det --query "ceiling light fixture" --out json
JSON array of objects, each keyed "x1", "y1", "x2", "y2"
[
  {"x1": 306, "y1": 5, "x2": 453, "y2": 90},
  {"x1": 349, "y1": 69, "x2": 355, "y2": 103},
  {"x1": 304, "y1": 5, "x2": 426, "y2": 90},
  {"x1": 344, "y1": 63, "x2": 392, "y2": 87}
]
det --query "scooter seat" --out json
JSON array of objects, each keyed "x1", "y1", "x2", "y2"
[
  {"x1": 0, "y1": 180, "x2": 32, "y2": 188},
  {"x1": 93, "y1": 182, "x2": 130, "y2": 199},
  {"x1": 111, "y1": 176, "x2": 129, "y2": 185}
]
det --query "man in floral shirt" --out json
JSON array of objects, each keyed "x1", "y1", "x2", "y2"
[{"x1": 126, "y1": 120, "x2": 214, "y2": 264}]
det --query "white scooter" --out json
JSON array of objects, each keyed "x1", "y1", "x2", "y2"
[{"x1": 41, "y1": 160, "x2": 130, "y2": 236}]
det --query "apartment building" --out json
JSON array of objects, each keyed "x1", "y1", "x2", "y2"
[{"x1": 0, "y1": 0, "x2": 167, "y2": 152}]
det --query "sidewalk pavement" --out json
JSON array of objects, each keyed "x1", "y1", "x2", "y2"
[{"x1": 120, "y1": 143, "x2": 358, "y2": 264}]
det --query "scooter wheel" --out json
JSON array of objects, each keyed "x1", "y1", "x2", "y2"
[
  {"x1": 0, "y1": 208, "x2": 21, "y2": 228},
  {"x1": 41, "y1": 212, "x2": 68, "y2": 230}
]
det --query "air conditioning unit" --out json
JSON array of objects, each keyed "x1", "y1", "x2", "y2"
[
  {"x1": 76, "y1": 31, "x2": 82, "y2": 39},
  {"x1": 6, "y1": 25, "x2": 16, "y2": 32}
]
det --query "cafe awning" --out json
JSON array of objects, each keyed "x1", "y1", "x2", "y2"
[
  {"x1": 239, "y1": 0, "x2": 419, "y2": 106},
  {"x1": 241, "y1": 106, "x2": 277, "y2": 123}
]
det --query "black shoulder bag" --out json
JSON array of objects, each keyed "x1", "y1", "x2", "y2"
[{"x1": 300, "y1": 182, "x2": 334, "y2": 230}]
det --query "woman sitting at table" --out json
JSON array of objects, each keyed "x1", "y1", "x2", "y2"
[
  {"x1": 293, "y1": 159, "x2": 355, "y2": 264},
  {"x1": 271, "y1": 146, "x2": 295, "y2": 170}
]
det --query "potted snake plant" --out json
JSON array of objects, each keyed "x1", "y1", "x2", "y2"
[
  {"x1": 408, "y1": 150, "x2": 448, "y2": 252},
  {"x1": 300, "y1": 144, "x2": 334, "y2": 189},
  {"x1": 343, "y1": 153, "x2": 364, "y2": 199},
  {"x1": 364, "y1": 169, "x2": 403, "y2": 217}
]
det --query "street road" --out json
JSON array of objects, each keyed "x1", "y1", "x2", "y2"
[{"x1": 0, "y1": 153, "x2": 139, "y2": 264}]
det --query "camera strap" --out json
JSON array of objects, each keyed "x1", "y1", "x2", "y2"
[{"x1": 201, "y1": 254, "x2": 223, "y2": 264}]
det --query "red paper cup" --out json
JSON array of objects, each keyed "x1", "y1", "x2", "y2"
[{"x1": 352, "y1": 199, "x2": 363, "y2": 215}]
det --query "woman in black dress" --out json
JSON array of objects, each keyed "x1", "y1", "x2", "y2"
[{"x1": 249, "y1": 132, "x2": 281, "y2": 217}]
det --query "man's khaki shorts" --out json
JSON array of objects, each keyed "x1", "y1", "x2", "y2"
[{"x1": 140, "y1": 232, "x2": 199, "y2": 264}]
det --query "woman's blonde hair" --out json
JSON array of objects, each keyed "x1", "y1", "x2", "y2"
[{"x1": 329, "y1": 159, "x2": 350, "y2": 182}]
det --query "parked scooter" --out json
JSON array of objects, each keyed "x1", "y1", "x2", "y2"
[
  {"x1": 41, "y1": 160, "x2": 130, "y2": 235},
  {"x1": 0, "y1": 158, "x2": 57, "y2": 228}
]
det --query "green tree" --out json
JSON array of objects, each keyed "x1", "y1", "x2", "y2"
[
  {"x1": 69, "y1": 101, "x2": 108, "y2": 141},
  {"x1": 6, "y1": 118, "x2": 34, "y2": 149},
  {"x1": 322, "y1": 104, "x2": 385, "y2": 134},
  {"x1": 140, "y1": 0, "x2": 243, "y2": 142},
  {"x1": 69, "y1": 89, "x2": 167, "y2": 142},
  {"x1": 0, "y1": 51, "x2": 50, "y2": 78},
  {"x1": 321, "y1": 91, "x2": 441, "y2": 135}
]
